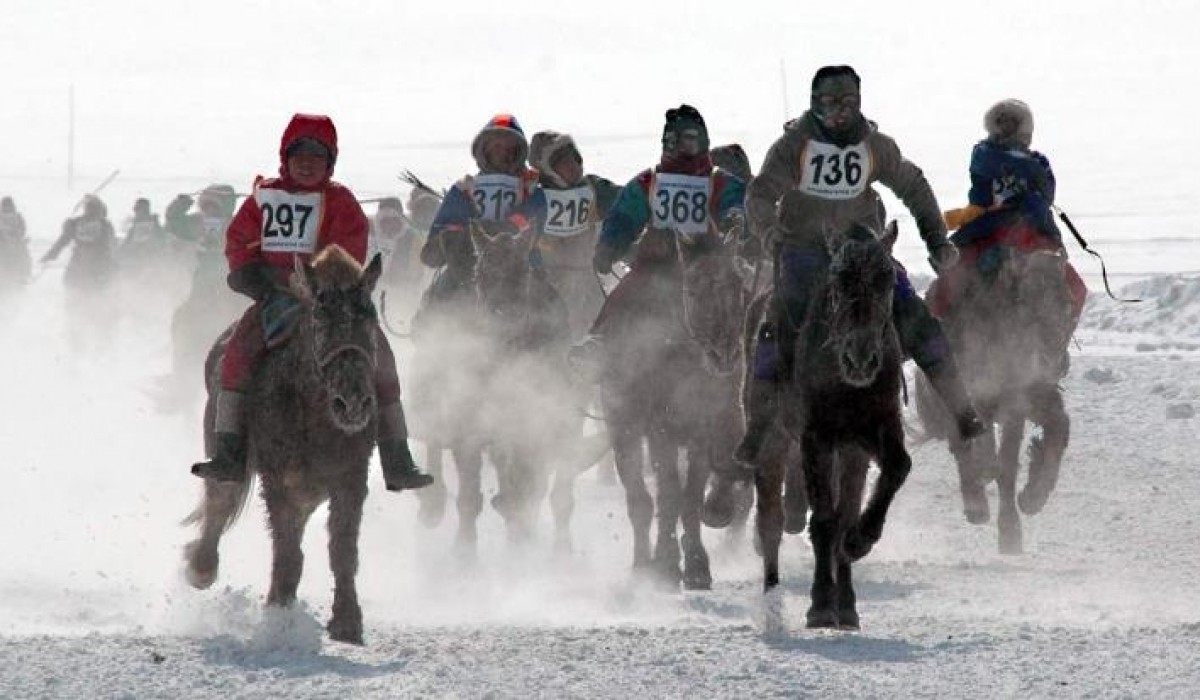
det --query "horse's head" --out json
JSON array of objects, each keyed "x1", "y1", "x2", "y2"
[
  {"x1": 825, "y1": 225, "x2": 896, "y2": 388},
  {"x1": 472, "y1": 222, "x2": 536, "y2": 319},
  {"x1": 677, "y1": 232, "x2": 748, "y2": 375},
  {"x1": 290, "y1": 246, "x2": 382, "y2": 433}
]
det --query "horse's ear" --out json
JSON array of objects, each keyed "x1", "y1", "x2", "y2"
[
  {"x1": 289, "y1": 254, "x2": 315, "y2": 302},
  {"x1": 882, "y1": 220, "x2": 899, "y2": 253},
  {"x1": 362, "y1": 253, "x2": 383, "y2": 292},
  {"x1": 469, "y1": 220, "x2": 490, "y2": 252}
]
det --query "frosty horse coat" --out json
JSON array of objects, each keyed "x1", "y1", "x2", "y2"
[
  {"x1": 915, "y1": 245, "x2": 1072, "y2": 554},
  {"x1": 762, "y1": 225, "x2": 910, "y2": 630},
  {"x1": 183, "y1": 247, "x2": 383, "y2": 645},
  {"x1": 598, "y1": 230, "x2": 719, "y2": 590}
]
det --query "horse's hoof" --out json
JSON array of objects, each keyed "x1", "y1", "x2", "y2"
[
  {"x1": 837, "y1": 608, "x2": 861, "y2": 631},
  {"x1": 783, "y1": 506, "x2": 807, "y2": 535},
  {"x1": 962, "y1": 485, "x2": 990, "y2": 524},
  {"x1": 805, "y1": 607, "x2": 838, "y2": 629},
  {"x1": 701, "y1": 483, "x2": 737, "y2": 529},
  {"x1": 998, "y1": 520, "x2": 1024, "y2": 556},
  {"x1": 843, "y1": 527, "x2": 876, "y2": 562},
  {"x1": 1017, "y1": 486, "x2": 1049, "y2": 516},
  {"x1": 183, "y1": 541, "x2": 218, "y2": 590},
  {"x1": 327, "y1": 619, "x2": 364, "y2": 646}
]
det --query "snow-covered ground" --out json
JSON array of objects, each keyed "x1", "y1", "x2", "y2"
[{"x1": 4, "y1": 0, "x2": 1200, "y2": 697}]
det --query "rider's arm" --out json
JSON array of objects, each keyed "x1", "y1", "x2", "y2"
[
  {"x1": 421, "y1": 184, "x2": 473, "y2": 268},
  {"x1": 746, "y1": 134, "x2": 798, "y2": 242},
  {"x1": 40, "y1": 221, "x2": 74, "y2": 263},
  {"x1": 597, "y1": 172, "x2": 652, "y2": 259}
]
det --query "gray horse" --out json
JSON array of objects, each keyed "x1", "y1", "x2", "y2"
[{"x1": 183, "y1": 247, "x2": 383, "y2": 645}]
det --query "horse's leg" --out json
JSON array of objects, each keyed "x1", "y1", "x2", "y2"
[
  {"x1": 952, "y1": 426, "x2": 995, "y2": 525},
  {"x1": 755, "y1": 449, "x2": 786, "y2": 592},
  {"x1": 782, "y1": 440, "x2": 808, "y2": 534},
  {"x1": 611, "y1": 423, "x2": 652, "y2": 570},
  {"x1": 996, "y1": 418, "x2": 1025, "y2": 555},
  {"x1": 549, "y1": 457, "x2": 576, "y2": 555},
  {"x1": 416, "y1": 441, "x2": 447, "y2": 528},
  {"x1": 802, "y1": 431, "x2": 839, "y2": 628},
  {"x1": 680, "y1": 440, "x2": 712, "y2": 591},
  {"x1": 183, "y1": 480, "x2": 244, "y2": 589},
  {"x1": 264, "y1": 485, "x2": 314, "y2": 608},
  {"x1": 326, "y1": 478, "x2": 367, "y2": 645},
  {"x1": 844, "y1": 418, "x2": 912, "y2": 562},
  {"x1": 453, "y1": 442, "x2": 484, "y2": 559},
  {"x1": 648, "y1": 430, "x2": 683, "y2": 589},
  {"x1": 1019, "y1": 387, "x2": 1070, "y2": 515},
  {"x1": 835, "y1": 448, "x2": 870, "y2": 630}
]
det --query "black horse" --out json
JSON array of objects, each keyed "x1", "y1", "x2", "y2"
[{"x1": 760, "y1": 225, "x2": 911, "y2": 630}]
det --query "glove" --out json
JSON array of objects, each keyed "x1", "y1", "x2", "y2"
[
  {"x1": 260, "y1": 289, "x2": 303, "y2": 348},
  {"x1": 227, "y1": 262, "x2": 276, "y2": 301},
  {"x1": 719, "y1": 210, "x2": 745, "y2": 239},
  {"x1": 943, "y1": 204, "x2": 984, "y2": 231},
  {"x1": 592, "y1": 243, "x2": 616, "y2": 275},
  {"x1": 928, "y1": 241, "x2": 961, "y2": 273}
]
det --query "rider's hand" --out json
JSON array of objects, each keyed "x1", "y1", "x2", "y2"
[
  {"x1": 260, "y1": 288, "x2": 303, "y2": 348},
  {"x1": 166, "y1": 194, "x2": 194, "y2": 218},
  {"x1": 928, "y1": 241, "x2": 960, "y2": 273}
]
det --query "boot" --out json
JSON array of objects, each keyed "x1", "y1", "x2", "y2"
[
  {"x1": 924, "y1": 358, "x2": 986, "y2": 441},
  {"x1": 734, "y1": 377, "x2": 779, "y2": 468},
  {"x1": 378, "y1": 402, "x2": 433, "y2": 491},
  {"x1": 191, "y1": 390, "x2": 247, "y2": 482}
]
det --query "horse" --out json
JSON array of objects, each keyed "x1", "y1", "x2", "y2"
[
  {"x1": 182, "y1": 247, "x2": 384, "y2": 645},
  {"x1": 759, "y1": 224, "x2": 910, "y2": 630},
  {"x1": 597, "y1": 229, "x2": 719, "y2": 590},
  {"x1": 914, "y1": 244, "x2": 1073, "y2": 554}
]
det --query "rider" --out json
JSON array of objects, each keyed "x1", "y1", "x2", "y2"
[
  {"x1": 0, "y1": 196, "x2": 32, "y2": 283},
  {"x1": 736, "y1": 65, "x2": 985, "y2": 466},
  {"x1": 420, "y1": 113, "x2": 540, "y2": 282},
  {"x1": 932, "y1": 99, "x2": 1088, "y2": 333},
  {"x1": 42, "y1": 195, "x2": 117, "y2": 287},
  {"x1": 120, "y1": 197, "x2": 166, "y2": 263},
  {"x1": 190, "y1": 113, "x2": 433, "y2": 492},
  {"x1": 527, "y1": 130, "x2": 622, "y2": 338},
  {"x1": 573, "y1": 104, "x2": 746, "y2": 361}
]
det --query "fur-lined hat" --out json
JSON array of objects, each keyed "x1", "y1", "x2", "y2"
[
  {"x1": 529, "y1": 130, "x2": 580, "y2": 188},
  {"x1": 984, "y1": 99, "x2": 1034, "y2": 149},
  {"x1": 470, "y1": 114, "x2": 528, "y2": 173}
]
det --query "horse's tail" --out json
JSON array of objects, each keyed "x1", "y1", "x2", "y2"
[
  {"x1": 911, "y1": 370, "x2": 952, "y2": 443},
  {"x1": 180, "y1": 473, "x2": 255, "y2": 534}
]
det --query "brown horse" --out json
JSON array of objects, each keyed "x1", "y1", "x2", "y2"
[
  {"x1": 183, "y1": 247, "x2": 383, "y2": 645},
  {"x1": 761, "y1": 225, "x2": 910, "y2": 630},
  {"x1": 915, "y1": 245, "x2": 1072, "y2": 554},
  {"x1": 597, "y1": 230, "x2": 719, "y2": 590}
]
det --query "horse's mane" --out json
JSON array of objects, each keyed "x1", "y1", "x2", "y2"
[{"x1": 310, "y1": 245, "x2": 364, "y2": 290}]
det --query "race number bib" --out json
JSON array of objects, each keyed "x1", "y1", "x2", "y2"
[
  {"x1": 650, "y1": 173, "x2": 711, "y2": 237},
  {"x1": 542, "y1": 186, "x2": 595, "y2": 237},
  {"x1": 127, "y1": 221, "x2": 156, "y2": 243},
  {"x1": 798, "y1": 141, "x2": 871, "y2": 200},
  {"x1": 75, "y1": 220, "x2": 104, "y2": 243},
  {"x1": 472, "y1": 174, "x2": 520, "y2": 221},
  {"x1": 256, "y1": 189, "x2": 323, "y2": 254}
]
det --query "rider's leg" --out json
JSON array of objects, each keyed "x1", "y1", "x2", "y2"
[
  {"x1": 735, "y1": 244, "x2": 826, "y2": 467},
  {"x1": 892, "y1": 264, "x2": 984, "y2": 440},
  {"x1": 191, "y1": 305, "x2": 264, "y2": 481},
  {"x1": 374, "y1": 327, "x2": 433, "y2": 491}
]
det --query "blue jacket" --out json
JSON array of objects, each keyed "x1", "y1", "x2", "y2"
[
  {"x1": 953, "y1": 139, "x2": 1061, "y2": 246},
  {"x1": 599, "y1": 168, "x2": 745, "y2": 257}
]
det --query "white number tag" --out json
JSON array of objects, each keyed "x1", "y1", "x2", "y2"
[
  {"x1": 542, "y1": 186, "x2": 594, "y2": 237},
  {"x1": 256, "y1": 190, "x2": 323, "y2": 254},
  {"x1": 472, "y1": 174, "x2": 520, "y2": 221},
  {"x1": 650, "y1": 173, "x2": 711, "y2": 237},
  {"x1": 798, "y1": 141, "x2": 871, "y2": 200}
]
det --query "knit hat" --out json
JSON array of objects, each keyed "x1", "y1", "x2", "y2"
[
  {"x1": 662, "y1": 104, "x2": 709, "y2": 154},
  {"x1": 984, "y1": 99, "x2": 1034, "y2": 149},
  {"x1": 529, "y1": 130, "x2": 581, "y2": 187},
  {"x1": 471, "y1": 114, "x2": 528, "y2": 173}
]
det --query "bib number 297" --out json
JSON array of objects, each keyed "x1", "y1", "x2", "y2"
[{"x1": 261, "y1": 202, "x2": 313, "y2": 238}]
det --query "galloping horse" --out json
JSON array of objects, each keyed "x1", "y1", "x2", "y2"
[
  {"x1": 183, "y1": 247, "x2": 384, "y2": 645},
  {"x1": 915, "y1": 244, "x2": 1073, "y2": 554},
  {"x1": 760, "y1": 225, "x2": 910, "y2": 630},
  {"x1": 598, "y1": 230, "x2": 718, "y2": 590},
  {"x1": 468, "y1": 225, "x2": 582, "y2": 550}
]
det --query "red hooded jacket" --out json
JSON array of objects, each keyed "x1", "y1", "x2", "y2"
[{"x1": 225, "y1": 114, "x2": 368, "y2": 276}]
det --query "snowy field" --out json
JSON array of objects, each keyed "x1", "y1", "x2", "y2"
[{"x1": 4, "y1": 0, "x2": 1200, "y2": 697}]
